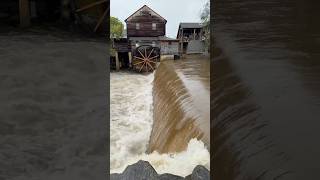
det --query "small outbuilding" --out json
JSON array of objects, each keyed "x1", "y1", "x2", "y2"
[
  {"x1": 177, "y1": 23, "x2": 206, "y2": 54},
  {"x1": 159, "y1": 36, "x2": 179, "y2": 57}
]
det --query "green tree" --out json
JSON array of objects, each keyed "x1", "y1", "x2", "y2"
[
  {"x1": 200, "y1": 1, "x2": 210, "y2": 52},
  {"x1": 110, "y1": 16, "x2": 124, "y2": 38},
  {"x1": 110, "y1": 16, "x2": 124, "y2": 56}
]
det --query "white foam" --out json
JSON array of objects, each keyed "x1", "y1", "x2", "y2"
[{"x1": 110, "y1": 72, "x2": 210, "y2": 177}]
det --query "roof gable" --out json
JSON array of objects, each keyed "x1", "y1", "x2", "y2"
[{"x1": 125, "y1": 5, "x2": 167, "y2": 23}]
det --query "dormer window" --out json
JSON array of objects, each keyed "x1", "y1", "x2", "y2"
[
  {"x1": 136, "y1": 23, "x2": 140, "y2": 30},
  {"x1": 152, "y1": 23, "x2": 156, "y2": 30}
]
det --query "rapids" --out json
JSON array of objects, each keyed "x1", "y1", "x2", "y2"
[{"x1": 110, "y1": 56, "x2": 210, "y2": 177}]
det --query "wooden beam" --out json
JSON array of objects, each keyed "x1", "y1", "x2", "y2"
[
  {"x1": 94, "y1": 7, "x2": 109, "y2": 32},
  {"x1": 180, "y1": 28, "x2": 183, "y2": 57},
  {"x1": 128, "y1": 52, "x2": 132, "y2": 67},
  {"x1": 19, "y1": 0, "x2": 30, "y2": 28},
  {"x1": 115, "y1": 52, "x2": 120, "y2": 71},
  {"x1": 76, "y1": 0, "x2": 107, "y2": 12}
]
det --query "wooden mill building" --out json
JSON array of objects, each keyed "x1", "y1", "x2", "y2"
[
  {"x1": 112, "y1": 5, "x2": 179, "y2": 71},
  {"x1": 177, "y1": 23, "x2": 206, "y2": 54}
]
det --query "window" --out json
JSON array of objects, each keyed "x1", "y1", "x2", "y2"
[
  {"x1": 152, "y1": 23, "x2": 156, "y2": 30},
  {"x1": 136, "y1": 23, "x2": 140, "y2": 30}
]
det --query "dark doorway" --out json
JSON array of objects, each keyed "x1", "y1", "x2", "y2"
[
  {"x1": 34, "y1": 0, "x2": 61, "y2": 22},
  {"x1": 183, "y1": 42, "x2": 188, "y2": 54},
  {"x1": 118, "y1": 52, "x2": 130, "y2": 69},
  {"x1": 0, "y1": 1, "x2": 19, "y2": 26},
  {"x1": 0, "y1": 0, "x2": 62, "y2": 27}
]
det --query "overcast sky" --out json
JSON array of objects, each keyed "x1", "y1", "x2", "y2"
[{"x1": 110, "y1": 0, "x2": 208, "y2": 38}]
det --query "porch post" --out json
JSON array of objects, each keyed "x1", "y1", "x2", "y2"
[
  {"x1": 128, "y1": 52, "x2": 132, "y2": 67},
  {"x1": 180, "y1": 28, "x2": 183, "y2": 57},
  {"x1": 19, "y1": 0, "x2": 30, "y2": 28},
  {"x1": 115, "y1": 52, "x2": 120, "y2": 71}
]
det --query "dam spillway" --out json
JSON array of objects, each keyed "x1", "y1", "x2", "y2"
[
  {"x1": 148, "y1": 57, "x2": 210, "y2": 153},
  {"x1": 110, "y1": 56, "x2": 210, "y2": 177}
]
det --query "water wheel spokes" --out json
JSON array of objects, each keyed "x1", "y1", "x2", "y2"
[
  {"x1": 149, "y1": 55, "x2": 159, "y2": 61},
  {"x1": 133, "y1": 46, "x2": 158, "y2": 72},
  {"x1": 75, "y1": 0, "x2": 109, "y2": 32}
]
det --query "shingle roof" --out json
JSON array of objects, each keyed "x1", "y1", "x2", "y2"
[{"x1": 125, "y1": 5, "x2": 167, "y2": 23}]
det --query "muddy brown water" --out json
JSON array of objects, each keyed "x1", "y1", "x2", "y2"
[
  {"x1": 0, "y1": 31, "x2": 108, "y2": 179},
  {"x1": 214, "y1": 0, "x2": 320, "y2": 179},
  {"x1": 148, "y1": 56, "x2": 210, "y2": 153}
]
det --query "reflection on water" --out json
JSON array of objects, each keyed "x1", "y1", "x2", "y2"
[{"x1": 214, "y1": 0, "x2": 320, "y2": 179}]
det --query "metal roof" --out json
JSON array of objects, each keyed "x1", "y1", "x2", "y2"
[
  {"x1": 128, "y1": 36, "x2": 178, "y2": 41},
  {"x1": 179, "y1": 23, "x2": 203, "y2": 29}
]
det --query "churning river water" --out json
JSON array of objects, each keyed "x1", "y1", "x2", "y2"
[
  {"x1": 110, "y1": 68, "x2": 210, "y2": 177},
  {"x1": 213, "y1": 0, "x2": 320, "y2": 179}
]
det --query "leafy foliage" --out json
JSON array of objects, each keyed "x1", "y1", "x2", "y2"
[
  {"x1": 200, "y1": 1, "x2": 210, "y2": 52},
  {"x1": 110, "y1": 16, "x2": 124, "y2": 57},
  {"x1": 110, "y1": 16, "x2": 124, "y2": 38}
]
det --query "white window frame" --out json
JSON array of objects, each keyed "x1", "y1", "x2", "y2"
[{"x1": 136, "y1": 23, "x2": 140, "y2": 30}]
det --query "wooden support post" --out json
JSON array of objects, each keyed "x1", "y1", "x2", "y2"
[
  {"x1": 128, "y1": 52, "x2": 132, "y2": 67},
  {"x1": 180, "y1": 28, "x2": 183, "y2": 58},
  {"x1": 19, "y1": 0, "x2": 30, "y2": 28},
  {"x1": 193, "y1": 29, "x2": 196, "y2": 40},
  {"x1": 61, "y1": 0, "x2": 71, "y2": 21},
  {"x1": 115, "y1": 52, "x2": 120, "y2": 71}
]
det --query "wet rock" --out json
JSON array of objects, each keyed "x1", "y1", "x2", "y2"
[
  {"x1": 112, "y1": 160, "x2": 158, "y2": 180},
  {"x1": 189, "y1": 165, "x2": 210, "y2": 180},
  {"x1": 110, "y1": 161, "x2": 210, "y2": 180},
  {"x1": 158, "y1": 173, "x2": 184, "y2": 180},
  {"x1": 110, "y1": 173, "x2": 121, "y2": 180}
]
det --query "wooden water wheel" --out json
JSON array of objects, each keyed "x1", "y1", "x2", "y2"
[
  {"x1": 72, "y1": 0, "x2": 109, "y2": 33},
  {"x1": 132, "y1": 45, "x2": 160, "y2": 72}
]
